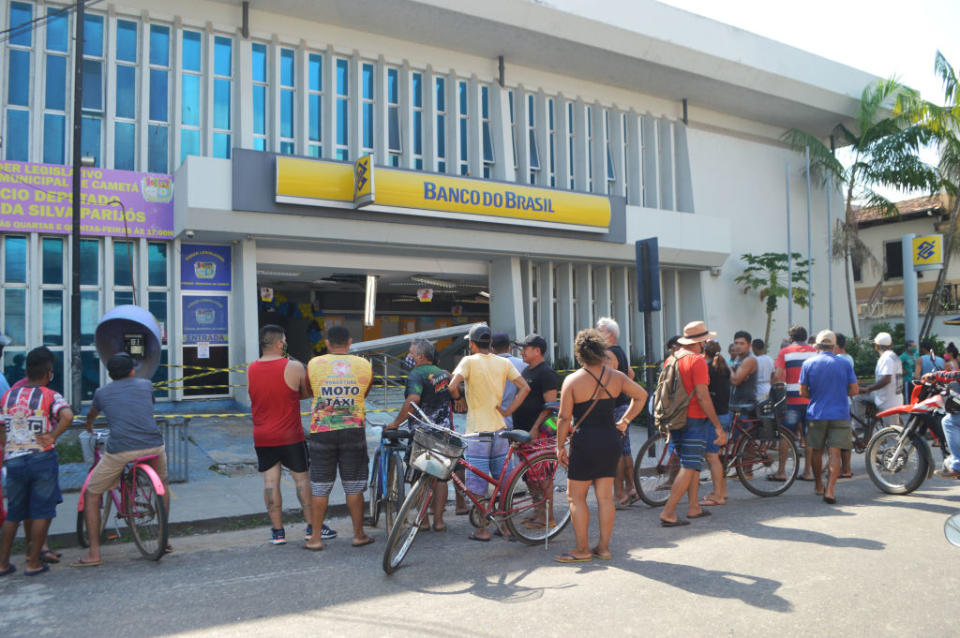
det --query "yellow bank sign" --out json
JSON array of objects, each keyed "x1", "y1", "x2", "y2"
[
  {"x1": 275, "y1": 156, "x2": 610, "y2": 232},
  {"x1": 913, "y1": 234, "x2": 943, "y2": 271}
]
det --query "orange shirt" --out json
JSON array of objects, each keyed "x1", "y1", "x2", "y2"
[{"x1": 665, "y1": 349, "x2": 711, "y2": 419}]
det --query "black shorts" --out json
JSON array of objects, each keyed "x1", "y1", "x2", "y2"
[
  {"x1": 307, "y1": 428, "x2": 368, "y2": 497},
  {"x1": 255, "y1": 441, "x2": 309, "y2": 473}
]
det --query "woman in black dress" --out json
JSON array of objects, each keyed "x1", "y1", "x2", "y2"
[{"x1": 555, "y1": 329, "x2": 648, "y2": 562}]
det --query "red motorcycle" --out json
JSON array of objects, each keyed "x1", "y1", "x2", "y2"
[{"x1": 865, "y1": 380, "x2": 952, "y2": 494}]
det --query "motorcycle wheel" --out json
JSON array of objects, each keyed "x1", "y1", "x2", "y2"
[{"x1": 865, "y1": 422, "x2": 930, "y2": 494}]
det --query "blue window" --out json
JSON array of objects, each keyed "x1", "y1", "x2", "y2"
[
  {"x1": 437, "y1": 117, "x2": 445, "y2": 159},
  {"x1": 309, "y1": 95, "x2": 321, "y2": 142},
  {"x1": 148, "y1": 125, "x2": 168, "y2": 173},
  {"x1": 337, "y1": 100, "x2": 348, "y2": 146},
  {"x1": 214, "y1": 79, "x2": 231, "y2": 130},
  {"x1": 308, "y1": 146, "x2": 322, "y2": 158},
  {"x1": 387, "y1": 69, "x2": 398, "y2": 104},
  {"x1": 150, "y1": 25, "x2": 170, "y2": 66},
  {"x1": 43, "y1": 114, "x2": 65, "y2": 164},
  {"x1": 253, "y1": 138, "x2": 265, "y2": 151},
  {"x1": 84, "y1": 14, "x2": 104, "y2": 57},
  {"x1": 181, "y1": 74, "x2": 200, "y2": 126},
  {"x1": 460, "y1": 118, "x2": 467, "y2": 162},
  {"x1": 5, "y1": 110, "x2": 29, "y2": 160},
  {"x1": 79, "y1": 239, "x2": 99, "y2": 286},
  {"x1": 117, "y1": 20, "x2": 138, "y2": 62},
  {"x1": 362, "y1": 103, "x2": 373, "y2": 148},
  {"x1": 115, "y1": 122, "x2": 136, "y2": 170},
  {"x1": 148, "y1": 244, "x2": 167, "y2": 287},
  {"x1": 309, "y1": 54, "x2": 322, "y2": 91},
  {"x1": 81, "y1": 117, "x2": 102, "y2": 167},
  {"x1": 280, "y1": 142, "x2": 294, "y2": 155},
  {"x1": 46, "y1": 7, "x2": 69, "y2": 52},
  {"x1": 252, "y1": 43, "x2": 267, "y2": 83},
  {"x1": 9, "y1": 2, "x2": 32, "y2": 47},
  {"x1": 337, "y1": 59, "x2": 348, "y2": 96},
  {"x1": 413, "y1": 111, "x2": 422, "y2": 155},
  {"x1": 481, "y1": 85, "x2": 489, "y2": 119},
  {"x1": 281, "y1": 90, "x2": 294, "y2": 138},
  {"x1": 45, "y1": 55, "x2": 66, "y2": 110},
  {"x1": 362, "y1": 64, "x2": 374, "y2": 100},
  {"x1": 280, "y1": 49, "x2": 294, "y2": 144},
  {"x1": 413, "y1": 73, "x2": 422, "y2": 108},
  {"x1": 8, "y1": 50, "x2": 30, "y2": 106},
  {"x1": 215, "y1": 37, "x2": 232, "y2": 76},
  {"x1": 281, "y1": 49, "x2": 294, "y2": 86},
  {"x1": 116, "y1": 65, "x2": 136, "y2": 119},
  {"x1": 82, "y1": 60, "x2": 103, "y2": 111},
  {"x1": 459, "y1": 82, "x2": 467, "y2": 115},
  {"x1": 42, "y1": 238, "x2": 63, "y2": 284},
  {"x1": 42, "y1": 290, "x2": 63, "y2": 346},
  {"x1": 114, "y1": 242, "x2": 134, "y2": 286},
  {"x1": 4, "y1": 236, "x2": 27, "y2": 283},
  {"x1": 150, "y1": 69, "x2": 168, "y2": 121},
  {"x1": 253, "y1": 85, "x2": 266, "y2": 135},
  {"x1": 213, "y1": 133, "x2": 231, "y2": 159},
  {"x1": 181, "y1": 129, "x2": 199, "y2": 163},
  {"x1": 182, "y1": 31, "x2": 201, "y2": 72}
]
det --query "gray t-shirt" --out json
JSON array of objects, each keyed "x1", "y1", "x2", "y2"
[{"x1": 92, "y1": 377, "x2": 162, "y2": 454}]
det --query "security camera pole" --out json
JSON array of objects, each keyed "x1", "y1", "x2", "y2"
[{"x1": 70, "y1": 0, "x2": 85, "y2": 410}]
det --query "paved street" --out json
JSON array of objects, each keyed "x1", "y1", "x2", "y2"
[{"x1": 3, "y1": 454, "x2": 959, "y2": 637}]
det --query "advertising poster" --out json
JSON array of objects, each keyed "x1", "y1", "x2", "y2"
[
  {"x1": 181, "y1": 244, "x2": 232, "y2": 290},
  {"x1": 182, "y1": 296, "x2": 229, "y2": 344}
]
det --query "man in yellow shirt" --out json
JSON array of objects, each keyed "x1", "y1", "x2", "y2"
[
  {"x1": 448, "y1": 325, "x2": 530, "y2": 541},
  {"x1": 304, "y1": 325, "x2": 374, "y2": 550}
]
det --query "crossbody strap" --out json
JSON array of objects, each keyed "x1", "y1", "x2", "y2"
[{"x1": 570, "y1": 366, "x2": 607, "y2": 435}]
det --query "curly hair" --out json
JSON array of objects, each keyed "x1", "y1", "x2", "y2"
[{"x1": 575, "y1": 329, "x2": 608, "y2": 366}]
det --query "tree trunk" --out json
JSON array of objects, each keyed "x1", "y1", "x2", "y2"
[
  {"x1": 764, "y1": 309, "x2": 773, "y2": 348},
  {"x1": 844, "y1": 189, "x2": 860, "y2": 340},
  {"x1": 920, "y1": 195, "x2": 960, "y2": 340}
]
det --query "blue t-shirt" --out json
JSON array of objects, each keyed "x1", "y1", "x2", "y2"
[
  {"x1": 497, "y1": 354, "x2": 527, "y2": 429},
  {"x1": 919, "y1": 354, "x2": 945, "y2": 375},
  {"x1": 799, "y1": 352, "x2": 857, "y2": 421},
  {"x1": 0, "y1": 371, "x2": 9, "y2": 399}
]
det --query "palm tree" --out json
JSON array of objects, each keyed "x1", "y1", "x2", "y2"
[
  {"x1": 919, "y1": 52, "x2": 960, "y2": 340},
  {"x1": 782, "y1": 78, "x2": 941, "y2": 339}
]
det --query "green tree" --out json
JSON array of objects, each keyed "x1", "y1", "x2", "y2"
[
  {"x1": 919, "y1": 52, "x2": 960, "y2": 340},
  {"x1": 782, "y1": 78, "x2": 942, "y2": 340},
  {"x1": 734, "y1": 252, "x2": 811, "y2": 346}
]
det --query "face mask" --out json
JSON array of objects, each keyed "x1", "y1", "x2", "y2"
[{"x1": 403, "y1": 354, "x2": 417, "y2": 370}]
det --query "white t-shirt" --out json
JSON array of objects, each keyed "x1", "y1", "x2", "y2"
[
  {"x1": 873, "y1": 349, "x2": 903, "y2": 410},
  {"x1": 755, "y1": 354, "x2": 774, "y2": 400}
]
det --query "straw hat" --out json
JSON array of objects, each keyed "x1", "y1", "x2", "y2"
[{"x1": 677, "y1": 320, "x2": 717, "y2": 345}]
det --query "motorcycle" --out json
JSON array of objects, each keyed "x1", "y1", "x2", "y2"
[{"x1": 865, "y1": 380, "x2": 953, "y2": 495}]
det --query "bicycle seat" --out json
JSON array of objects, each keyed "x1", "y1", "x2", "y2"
[
  {"x1": 382, "y1": 429, "x2": 412, "y2": 441},
  {"x1": 500, "y1": 430, "x2": 531, "y2": 445}
]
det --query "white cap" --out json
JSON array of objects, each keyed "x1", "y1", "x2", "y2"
[
  {"x1": 816, "y1": 330, "x2": 836, "y2": 347},
  {"x1": 874, "y1": 332, "x2": 893, "y2": 346}
]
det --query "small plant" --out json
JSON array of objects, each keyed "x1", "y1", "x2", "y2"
[{"x1": 735, "y1": 252, "x2": 812, "y2": 346}]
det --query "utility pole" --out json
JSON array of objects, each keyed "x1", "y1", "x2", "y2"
[{"x1": 70, "y1": 0, "x2": 85, "y2": 410}]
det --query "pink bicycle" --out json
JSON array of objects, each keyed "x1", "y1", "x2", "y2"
[{"x1": 76, "y1": 429, "x2": 169, "y2": 561}]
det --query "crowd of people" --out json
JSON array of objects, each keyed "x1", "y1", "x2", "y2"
[{"x1": 3, "y1": 314, "x2": 960, "y2": 574}]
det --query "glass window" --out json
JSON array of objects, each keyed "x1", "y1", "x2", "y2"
[
  {"x1": 309, "y1": 53, "x2": 322, "y2": 91},
  {"x1": 148, "y1": 243, "x2": 167, "y2": 286},
  {"x1": 45, "y1": 55, "x2": 66, "y2": 110},
  {"x1": 148, "y1": 291, "x2": 167, "y2": 324},
  {"x1": 43, "y1": 114, "x2": 65, "y2": 164},
  {"x1": 150, "y1": 25, "x2": 170, "y2": 66},
  {"x1": 387, "y1": 68, "x2": 398, "y2": 103},
  {"x1": 79, "y1": 239, "x2": 99, "y2": 285},
  {"x1": 116, "y1": 65, "x2": 136, "y2": 119},
  {"x1": 152, "y1": 349, "x2": 169, "y2": 399},
  {"x1": 182, "y1": 31, "x2": 201, "y2": 72},
  {"x1": 115, "y1": 122, "x2": 136, "y2": 170},
  {"x1": 81, "y1": 291, "x2": 99, "y2": 344},
  {"x1": 337, "y1": 98, "x2": 348, "y2": 145},
  {"x1": 3, "y1": 351, "x2": 24, "y2": 386},
  {"x1": 253, "y1": 138, "x2": 265, "y2": 152},
  {"x1": 362, "y1": 103, "x2": 374, "y2": 149},
  {"x1": 281, "y1": 91, "x2": 294, "y2": 140},
  {"x1": 116, "y1": 20, "x2": 138, "y2": 62},
  {"x1": 9, "y1": 2, "x2": 32, "y2": 47},
  {"x1": 213, "y1": 133, "x2": 231, "y2": 159},
  {"x1": 42, "y1": 290, "x2": 64, "y2": 346},
  {"x1": 5, "y1": 236, "x2": 27, "y2": 282},
  {"x1": 148, "y1": 125, "x2": 168, "y2": 173},
  {"x1": 337, "y1": 59, "x2": 348, "y2": 96},
  {"x1": 413, "y1": 72, "x2": 422, "y2": 108},
  {"x1": 81, "y1": 116, "x2": 102, "y2": 167},
  {"x1": 84, "y1": 14, "x2": 104, "y2": 57},
  {"x1": 253, "y1": 84, "x2": 266, "y2": 135},
  {"x1": 8, "y1": 49, "x2": 30, "y2": 106},
  {"x1": 82, "y1": 60, "x2": 103, "y2": 111},
  {"x1": 150, "y1": 69, "x2": 168, "y2": 121},
  {"x1": 309, "y1": 94, "x2": 321, "y2": 142},
  {"x1": 214, "y1": 79, "x2": 231, "y2": 130},
  {"x1": 252, "y1": 43, "x2": 267, "y2": 83},
  {"x1": 181, "y1": 129, "x2": 199, "y2": 162},
  {"x1": 42, "y1": 238, "x2": 63, "y2": 284},
  {"x1": 362, "y1": 63, "x2": 374, "y2": 100},
  {"x1": 214, "y1": 36, "x2": 232, "y2": 76},
  {"x1": 81, "y1": 351, "x2": 100, "y2": 401},
  {"x1": 4, "y1": 289, "x2": 26, "y2": 345},
  {"x1": 48, "y1": 351, "x2": 64, "y2": 396},
  {"x1": 281, "y1": 49, "x2": 294, "y2": 86},
  {"x1": 114, "y1": 291, "x2": 134, "y2": 306},
  {"x1": 5, "y1": 110, "x2": 29, "y2": 160},
  {"x1": 181, "y1": 74, "x2": 200, "y2": 126},
  {"x1": 114, "y1": 241, "x2": 134, "y2": 286}
]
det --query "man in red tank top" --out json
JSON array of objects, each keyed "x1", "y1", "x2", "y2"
[{"x1": 248, "y1": 325, "x2": 334, "y2": 545}]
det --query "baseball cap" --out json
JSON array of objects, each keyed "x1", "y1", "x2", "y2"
[
  {"x1": 815, "y1": 330, "x2": 836, "y2": 347},
  {"x1": 464, "y1": 324, "x2": 492, "y2": 345},
  {"x1": 874, "y1": 332, "x2": 893, "y2": 346},
  {"x1": 515, "y1": 333, "x2": 548, "y2": 353},
  {"x1": 490, "y1": 332, "x2": 511, "y2": 349}
]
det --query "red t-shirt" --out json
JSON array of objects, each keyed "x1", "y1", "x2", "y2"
[
  {"x1": 775, "y1": 343, "x2": 817, "y2": 405},
  {"x1": 247, "y1": 358, "x2": 306, "y2": 447},
  {"x1": 666, "y1": 349, "x2": 710, "y2": 419}
]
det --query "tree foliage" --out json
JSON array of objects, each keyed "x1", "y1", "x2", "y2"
[{"x1": 734, "y1": 252, "x2": 811, "y2": 346}]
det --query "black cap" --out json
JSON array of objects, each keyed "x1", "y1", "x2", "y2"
[
  {"x1": 515, "y1": 334, "x2": 547, "y2": 353},
  {"x1": 107, "y1": 352, "x2": 135, "y2": 380},
  {"x1": 490, "y1": 332, "x2": 511, "y2": 348},
  {"x1": 464, "y1": 324, "x2": 492, "y2": 345}
]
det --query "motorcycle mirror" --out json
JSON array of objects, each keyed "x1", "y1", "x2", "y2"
[{"x1": 945, "y1": 513, "x2": 960, "y2": 547}]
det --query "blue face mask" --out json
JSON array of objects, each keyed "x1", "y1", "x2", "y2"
[{"x1": 403, "y1": 354, "x2": 417, "y2": 370}]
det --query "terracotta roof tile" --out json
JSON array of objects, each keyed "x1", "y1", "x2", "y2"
[{"x1": 854, "y1": 193, "x2": 949, "y2": 226}]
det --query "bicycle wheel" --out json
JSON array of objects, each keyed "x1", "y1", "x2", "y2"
[
  {"x1": 383, "y1": 452, "x2": 405, "y2": 531},
  {"x1": 383, "y1": 475, "x2": 435, "y2": 574},
  {"x1": 633, "y1": 433, "x2": 677, "y2": 507},
  {"x1": 126, "y1": 468, "x2": 168, "y2": 561},
  {"x1": 865, "y1": 423, "x2": 929, "y2": 494},
  {"x1": 735, "y1": 426, "x2": 798, "y2": 496},
  {"x1": 503, "y1": 452, "x2": 571, "y2": 544},
  {"x1": 366, "y1": 453, "x2": 382, "y2": 527}
]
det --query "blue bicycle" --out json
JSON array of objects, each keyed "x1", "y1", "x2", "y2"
[{"x1": 367, "y1": 426, "x2": 412, "y2": 530}]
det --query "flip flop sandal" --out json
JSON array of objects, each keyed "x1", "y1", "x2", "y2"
[
  {"x1": 432, "y1": 524, "x2": 447, "y2": 532},
  {"x1": 796, "y1": 476, "x2": 815, "y2": 482},
  {"x1": 301, "y1": 543, "x2": 324, "y2": 552},
  {"x1": 351, "y1": 537, "x2": 376, "y2": 548},
  {"x1": 614, "y1": 502, "x2": 631, "y2": 511},
  {"x1": 467, "y1": 533, "x2": 491, "y2": 542},
  {"x1": 25, "y1": 563, "x2": 50, "y2": 576},
  {"x1": 688, "y1": 509, "x2": 712, "y2": 519},
  {"x1": 659, "y1": 518, "x2": 690, "y2": 527},
  {"x1": 40, "y1": 550, "x2": 61, "y2": 564},
  {"x1": 591, "y1": 549, "x2": 612, "y2": 560},
  {"x1": 0, "y1": 565, "x2": 15, "y2": 576},
  {"x1": 554, "y1": 552, "x2": 592, "y2": 563},
  {"x1": 71, "y1": 558, "x2": 101, "y2": 567}
]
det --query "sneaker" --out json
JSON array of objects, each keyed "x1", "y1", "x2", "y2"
[
  {"x1": 270, "y1": 528, "x2": 287, "y2": 545},
  {"x1": 304, "y1": 525, "x2": 313, "y2": 541},
  {"x1": 934, "y1": 468, "x2": 960, "y2": 479},
  {"x1": 321, "y1": 524, "x2": 338, "y2": 540}
]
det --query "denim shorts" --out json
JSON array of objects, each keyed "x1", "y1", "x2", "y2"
[
  {"x1": 783, "y1": 404, "x2": 808, "y2": 437},
  {"x1": 668, "y1": 418, "x2": 709, "y2": 471},
  {"x1": 614, "y1": 404, "x2": 631, "y2": 457},
  {"x1": 4, "y1": 450, "x2": 60, "y2": 523},
  {"x1": 705, "y1": 412, "x2": 733, "y2": 454},
  {"x1": 464, "y1": 432, "x2": 509, "y2": 496}
]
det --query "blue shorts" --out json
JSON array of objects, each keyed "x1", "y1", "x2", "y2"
[
  {"x1": 705, "y1": 412, "x2": 733, "y2": 454},
  {"x1": 668, "y1": 418, "x2": 709, "y2": 471},
  {"x1": 4, "y1": 450, "x2": 60, "y2": 523},
  {"x1": 464, "y1": 433, "x2": 509, "y2": 496},
  {"x1": 614, "y1": 404, "x2": 631, "y2": 457},
  {"x1": 783, "y1": 404, "x2": 808, "y2": 438}
]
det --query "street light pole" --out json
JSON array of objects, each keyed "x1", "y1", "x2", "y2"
[{"x1": 70, "y1": 0, "x2": 85, "y2": 410}]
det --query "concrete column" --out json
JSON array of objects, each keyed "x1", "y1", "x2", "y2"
[
  {"x1": 268, "y1": 37, "x2": 280, "y2": 153},
  {"x1": 572, "y1": 99, "x2": 588, "y2": 191},
  {"x1": 490, "y1": 257, "x2": 525, "y2": 340},
  {"x1": 516, "y1": 87, "x2": 531, "y2": 183},
  {"x1": 233, "y1": 238, "x2": 259, "y2": 407},
  {"x1": 556, "y1": 262, "x2": 574, "y2": 364},
  {"x1": 575, "y1": 263, "x2": 593, "y2": 332},
  {"x1": 423, "y1": 65, "x2": 437, "y2": 171},
  {"x1": 400, "y1": 61, "x2": 414, "y2": 169},
  {"x1": 591, "y1": 103, "x2": 607, "y2": 194},
  {"x1": 555, "y1": 94, "x2": 570, "y2": 189},
  {"x1": 296, "y1": 43, "x2": 308, "y2": 156},
  {"x1": 610, "y1": 109, "x2": 626, "y2": 198},
  {"x1": 534, "y1": 90, "x2": 550, "y2": 187},
  {"x1": 491, "y1": 82, "x2": 514, "y2": 181},
  {"x1": 612, "y1": 267, "x2": 630, "y2": 360},
  {"x1": 661, "y1": 269, "x2": 679, "y2": 338},
  {"x1": 903, "y1": 234, "x2": 918, "y2": 344},
  {"x1": 595, "y1": 265, "x2": 611, "y2": 318},
  {"x1": 625, "y1": 111, "x2": 642, "y2": 206},
  {"x1": 641, "y1": 114, "x2": 658, "y2": 208},
  {"x1": 445, "y1": 71, "x2": 458, "y2": 175},
  {"x1": 349, "y1": 53, "x2": 362, "y2": 159},
  {"x1": 674, "y1": 121, "x2": 695, "y2": 213},
  {"x1": 537, "y1": 262, "x2": 555, "y2": 361},
  {"x1": 321, "y1": 47, "x2": 336, "y2": 159},
  {"x1": 467, "y1": 75, "x2": 483, "y2": 177},
  {"x1": 657, "y1": 118, "x2": 675, "y2": 211},
  {"x1": 374, "y1": 55, "x2": 388, "y2": 164}
]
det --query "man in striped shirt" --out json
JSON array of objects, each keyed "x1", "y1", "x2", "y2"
[{"x1": 773, "y1": 325, "x2": 817, "y2": 481}]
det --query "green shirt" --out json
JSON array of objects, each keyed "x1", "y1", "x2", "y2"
[{"x1": 899, "y1": 351, "x2": 917, "y2": 383}]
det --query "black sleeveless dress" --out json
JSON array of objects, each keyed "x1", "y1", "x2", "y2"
[{"x1": 568, "y1": 368, "x2": 620, "y2": 481}]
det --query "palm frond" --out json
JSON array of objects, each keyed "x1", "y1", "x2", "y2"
[{"x1": 935, "y1": 50, "x2": 960, "y2": 105}]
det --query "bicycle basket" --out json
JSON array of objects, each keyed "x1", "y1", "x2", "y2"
[
  {"x1": 767, "y1": 383, "x2": 787, "y2": 419},
  {"x1": 755, "y1": 416, "x2": 779, "y2": 441},
  {"x1": 78, "y1": 429, "x2": 110, "y2": 465},
  {"x1": 410, "y1": 426, "x2": 467, "y2": 479}
]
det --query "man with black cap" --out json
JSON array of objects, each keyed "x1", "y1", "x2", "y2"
[
  {"x1": 512, "y1": 334, "x2": 559, "y2": 438},
  {"x1": 75, "y1": 353, "x2": 168, "y2": 566},
  {"x1": 449, "y1": 324, "x2": 530, "y2": 541}
]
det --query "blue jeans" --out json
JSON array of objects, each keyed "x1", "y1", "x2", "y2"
[
  {"x1": 942, "y1": 413, "x2": 960, "y2": 472},
  {"x1": 783, "y1": 404, "x2": 808, "y2": 438}
]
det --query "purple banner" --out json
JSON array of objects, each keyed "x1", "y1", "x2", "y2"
[
  {"x1": 0, "y1": 160, "x2": 173, "y2": 238},
  {"x1": 181, "y1": 244, "x2": 232, "y2": 290},
  {"x1": 182, "y1": 295, "x2": 229, "y2": 344}
]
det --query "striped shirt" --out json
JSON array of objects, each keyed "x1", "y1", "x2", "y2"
[{"x1": 775, "y1": 343, "x2": 817, "y2": 405}]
